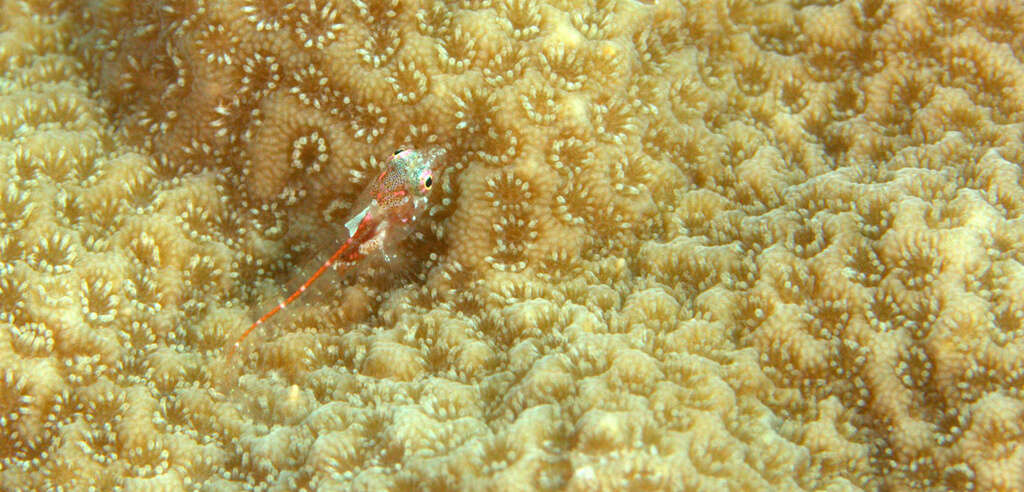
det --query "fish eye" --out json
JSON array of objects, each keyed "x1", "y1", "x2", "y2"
[
  {"x1": 424, "y1": 176, "x2": 433, "y2": 188},
  {"x1": 393, "y1": 149, "x2": 403, "y2": 156}
]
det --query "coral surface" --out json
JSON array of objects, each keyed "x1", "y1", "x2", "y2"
[{"x1": 1, "y1": 0, "x2": 1023, "y2": 489}]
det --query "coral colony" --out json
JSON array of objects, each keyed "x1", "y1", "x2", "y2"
[{"x1": 0, "y1": 0, "x2": 1022, "y2": 489}]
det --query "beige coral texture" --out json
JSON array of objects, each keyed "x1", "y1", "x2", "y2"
[{"x1": 1, "y1": 0, "x2": 1023, "y2": 489}]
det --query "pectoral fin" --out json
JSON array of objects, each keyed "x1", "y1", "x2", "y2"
[{"x1": 345, "y1": 205, "x2": 371, "y2": 238}]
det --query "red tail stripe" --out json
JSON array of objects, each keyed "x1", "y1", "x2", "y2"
[{"x1": 227, "y1": 216, "x2": 378, "y2": 358}]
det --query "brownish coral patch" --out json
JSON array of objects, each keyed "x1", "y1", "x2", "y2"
[{"x1": 1, "y1": 0, "x2": 1023, "y2": 489}]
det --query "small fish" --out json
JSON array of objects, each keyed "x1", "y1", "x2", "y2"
[{"x1": 228, "y1": 148, "x2": 446, "y2": 358}]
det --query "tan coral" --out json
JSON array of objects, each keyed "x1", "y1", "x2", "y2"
[
  {"x1": 960, "y1": 392, "x2": 1024, "y2": 490},
  {"x1": 361, "y1": 340, "x2": 426, "y2": 381},
  {"x1": 245, "y1": 90, "x2": 356, "y2": 202},
  {"x1": 3, "y1": 0, "x2": 1024, "y2": 489}
]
